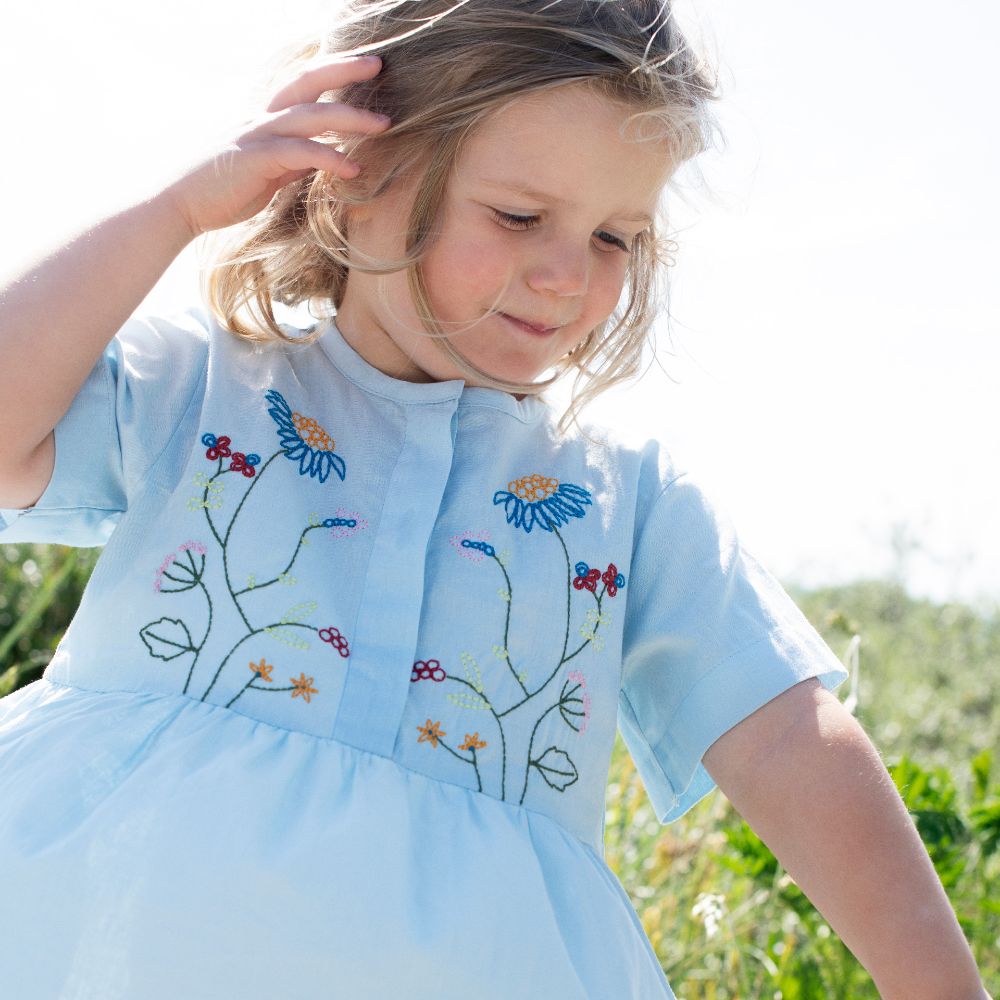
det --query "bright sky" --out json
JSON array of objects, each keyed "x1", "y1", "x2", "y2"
[{"x1": 2, "y1": 0, "x2": 997, "y2": 608}]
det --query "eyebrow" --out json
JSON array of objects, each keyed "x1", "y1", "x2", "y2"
[{"x1": 481, "y1": 179, "x2": 653, "y2": 225}]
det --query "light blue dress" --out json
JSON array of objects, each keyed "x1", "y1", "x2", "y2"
[{"x1": 0, "y1": 309, "x2": 847, "y2": 999}]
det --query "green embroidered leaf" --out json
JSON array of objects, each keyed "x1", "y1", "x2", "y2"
[
  {"x1": 280, "y1": 600, "x2": 317, "y2": 624},
  {"x1": 460, "y1": 651, "x2": 485, "y2": 693},
  {"x1": 140, "y1": 618, "x2": 195, "y2": 661},
  {"x1": 532, "y1": 747, "x2": 579, "y2": 791},
  {"x1": 263, "y1": 626, "x2": 311, "y2": 651},
  {"x1": 447, "y1": 692, "x2": 490, "y2": 711}
]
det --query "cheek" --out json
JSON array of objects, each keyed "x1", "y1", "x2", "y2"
[
  {"x1": 422, "y1": 234, "x2": 514, "y2": 313},
  {"x1": 587, "y1": 258, "x2": 631, "y2": 321}
]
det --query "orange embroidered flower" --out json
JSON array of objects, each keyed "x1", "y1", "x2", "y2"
[
  {"x1": 417, "y1": 719, "x2": 446, "y2": 748},
  {"x1": 459, "y1": 732, "x2": 487, "y2": 751},
  {"x1": 292, "y1": 412, "x2": 336, "y2": 453},
  {"x1": 290, "y1": 673, "x2": 318, "y2": 703},
  {"x1": 508, "y1": 473, "x2": 559, "y2": 502},
  {"x1": 493, "y1": 476, "x2": 592, "y2": 535},
  {"x1": 265, "y1": 389, "x2": 346, "y2": 483},
  {"x1": 250, "y1": 658, "x2": 274, "y2": 682}
]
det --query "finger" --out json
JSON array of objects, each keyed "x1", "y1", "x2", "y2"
[
  {"x1": 263, "y1": 136, "x2": 363, "y2": 178},
  {"x1": 265, "y1": 55, "x2": 383, "y2": 114},
  {"x1": 260, "y1": 101, "x2": 391, "y2": 139}
]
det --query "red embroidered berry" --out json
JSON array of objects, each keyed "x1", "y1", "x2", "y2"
[
  {"x1": 319, "y1": 626, "x2": 350, "y2": 658},
  {"x1": 410, "y1": 659, "x2": 446, "y2": 682}
]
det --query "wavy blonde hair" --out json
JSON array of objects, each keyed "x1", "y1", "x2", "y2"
[{"x1": 203, "y1": 0, "x2": 717, "y2": 433}]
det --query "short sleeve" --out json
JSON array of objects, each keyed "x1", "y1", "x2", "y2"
[
  {"x1": 0, "y1": 308, "x2": 210, "y2": 547},
  {"x1": 618, "y1": 471, "x2": 849, "y2": 824}
]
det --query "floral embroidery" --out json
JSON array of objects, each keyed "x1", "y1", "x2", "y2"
[
  {"x1": 564, "y1": 671, "x2": 592, "y2": 734},
  {"x1": 323, "y1": 508, "x2": 368, "y2": 538},
  {"x1": 451, "y1": 531, "x2": 496, "y2": 562},
  {"x1": 422, "y1": 476, "x2": 626, "y2": 807},
  {"x1": 459, "y1": 733, "x2": 488, "y2": 751},
  {"x1": 411, "y1": 659, "x2": 446, "y2": 682},
  {"x1": 142, "y1": 388, "x2": 363, "y2": 704},
  {"x1": 290, "y1": 672, "x2": 319, "y2": 703},
  {"x1": 417, "y1": 719, "x2": 446, "y2": 748},
  {"x1": 229, "y1": 451, "x2": 260, "y2": 478},
  {"x1": 153, "y1": 541, "x2": 207, "y2": 593},
  {"x1": 202, "y1": 433, "x2": 260, "y2": 478},
  {"x1": 266, "y1": 389, "x2": 346, "y2": 482},
  {"x1": 202, "y1": 433, "x2": 232, "y2": 461},
  {"x1": 602, "y1": 562, "x2": 626, "y2": 598},
  {"x1": 493, "y1": 475, "x2": 592, "y2": 534},
  {"x1": 249, "y1": 658, "x2": 274, "y2": 682},
  {"x1": 572, "y1": 562, "x2": 601, "y2": 593},
  {"x1": 187, "y1": 472, "x2": 224, "y2": 511},
  {"x1": 319, "y1": 626, "x2": 351, "y2": 658}
]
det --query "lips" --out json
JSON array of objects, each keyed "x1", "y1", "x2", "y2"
[{"x1": 499, "y1": 312, "x2": 561, "y2": 336}]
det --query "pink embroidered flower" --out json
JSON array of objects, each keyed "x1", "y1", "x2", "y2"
[
  {"x1": 153, "y1": 542, "x2": 207, "y2": 593},
  {"x1": 450, "y1": 531, "x2": 494, "y2": 563},
  {"x1": 323, "y1": 508, "x2": 369, "y2": 539},
  {"x1": 566, "y1": 670, "x2": 592, "y2": 734}
]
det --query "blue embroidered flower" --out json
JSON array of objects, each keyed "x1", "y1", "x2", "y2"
[
  {"x1": 493, "y1": 474, "x2": 592, "y2": 534},
  {"x1": 265, "y1": 389, "x2": 346, "y2": 482}
]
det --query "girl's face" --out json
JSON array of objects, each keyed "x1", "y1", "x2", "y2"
[{"x1": 335, "y1": 83, "x2": 673, "y2": 387}]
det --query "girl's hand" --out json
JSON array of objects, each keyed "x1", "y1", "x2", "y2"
[{"x1": 161, "y1": 55, "x2": 389, "y2": 240}]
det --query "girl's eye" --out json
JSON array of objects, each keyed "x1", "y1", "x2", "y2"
[
  {"x1": 490, "y1": 208, "x2": 540, "y2": 230},
  {"x1": 489, "y1": 208, "x2": 632, "y2": 255},
  {"x1": 595, "y1": 230, "x2": 631, "y2": 254}
]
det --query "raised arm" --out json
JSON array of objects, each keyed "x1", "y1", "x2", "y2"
[
  {"x1": 0, "y1": 54, "x2": 390, "y2": 508},
  {"x1": 702, "y1": 677, "x2": 991, "y2": 1000}
]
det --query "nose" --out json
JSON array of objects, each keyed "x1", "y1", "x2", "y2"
[{"x1": 525, "y1": 239, "x2": 590, "y2": 297}]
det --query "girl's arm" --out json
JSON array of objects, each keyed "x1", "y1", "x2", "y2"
[
  {"x1": 702, "y1": 677, "x2": 991, "y2": 1000},
  {"x1": 0, "y1": 55, "x2": 388, "y2": 505}
]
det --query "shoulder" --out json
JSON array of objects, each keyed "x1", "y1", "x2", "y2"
[{"x1": 542, "y1": 405, "x2": 689, "y2": 512}]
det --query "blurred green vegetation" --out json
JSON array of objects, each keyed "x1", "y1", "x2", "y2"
[{"x1": 2, "y1": 543, "x2": 998, "y2": 996}]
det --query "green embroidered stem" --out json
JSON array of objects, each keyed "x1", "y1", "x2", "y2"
[
  {"x1": 520, "y1": 703, "x2": 559, "y2": 804},
  {"x1": 182, "y1": 576, "x2": 214, "y2": 695},
  {"x1": 224, "y1": 671, "x2": 259, "y2": 708},
  {"x1": 224, "y1": 451, "x2": 281, "y2": 546},
  {"x1": 233, "y1": 523, "x2": 323, "y2": 597},
  {"x1": 219, "y1": 452, "x2": 282, "y2": 630},
  {"x1": 553, "y1": 527, "x2": 572, "y2": 665},
  {"x1": 445, "y1": 674, "x2": 505, "y2": 798},
  {"x1": 490, "y1": 552, "x2": 529, "y2": 697},
  {"x1": 560, "y1": 585, "x2": 607, "y2": 667},
  {"x1": 200, "y1": 621, "x2": 317, "y2": 702},
  {"x1": 202, "y1": 465, "x2": 226, "y2": 551}
]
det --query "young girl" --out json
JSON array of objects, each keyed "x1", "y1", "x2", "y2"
[{"x1": 0, "y1": 1, "x2": 989, "y2": 997}]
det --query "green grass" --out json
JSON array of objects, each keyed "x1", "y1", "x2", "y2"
[{"x1": 3, "y1": 543, "x2": 999, "y2": 996}]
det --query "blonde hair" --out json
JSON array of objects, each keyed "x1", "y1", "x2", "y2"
[{"x1": 203, "y1": 0, "x2": 718, "y2": 433}]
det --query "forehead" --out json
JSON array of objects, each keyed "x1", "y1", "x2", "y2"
[{"x1": 452, "y1": 84, "x2": 674, "y2": 213}]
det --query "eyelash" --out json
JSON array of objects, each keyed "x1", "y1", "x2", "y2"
[{"x1": 489, "y1": 209, "x2": 632, "y2": 254}]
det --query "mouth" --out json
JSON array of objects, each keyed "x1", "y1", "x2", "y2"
[{"x1": 498, "y1": 312, "x2": 561, "y2": 336}]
